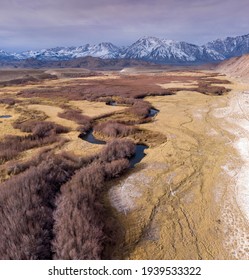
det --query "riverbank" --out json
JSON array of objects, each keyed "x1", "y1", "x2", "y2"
[
  {"x1": 107, "y1": 79, "x2": 249, "y2": 259},
  {"x1": 212, "y1": 88, "x2": 249, "y2": 259}
]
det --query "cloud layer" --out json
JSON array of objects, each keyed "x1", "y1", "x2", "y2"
[{"x1": 1, "y1": 0, "x2": 248, "y2": 51}]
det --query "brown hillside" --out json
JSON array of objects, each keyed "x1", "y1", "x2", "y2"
[{"x1": 216, "y1": 54, "x2": 249, "y2": 81}]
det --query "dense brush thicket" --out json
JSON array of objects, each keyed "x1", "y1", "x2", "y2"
[
  {"x1": 0, "y1": 121, "x2": 69, "y2": 163},
  {"x1": 100, "y1": 139, "x2": 135, "y2": 162},
  {"x1": 0, "y1": 154, "x2": 83, "y2": 259},
  {"x1": 58, "y1": 109, "x2": 92, "y2": 133},
  {"x1": 94, "y1": 121, "x2": 137, "y2": 138},
  {"x1": 127, "y1": 100, "x2": 151, "y2": 118},
  {"x1": 0, "y1": 97, "x2": 17, "y2": 105},
  {"x1": 52, "y1": 163, "x2": 106, "y2": 260},
  {"x1": 0, "y1": 139, "x2": 135, "y2": 259},
  {"x1": 53, "y1": 156, "x2": 131, "y2": 259}
]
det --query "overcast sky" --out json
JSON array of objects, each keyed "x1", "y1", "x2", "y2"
[{"x1": 1, "y1": 0, "x2": 249, "y2": 51}]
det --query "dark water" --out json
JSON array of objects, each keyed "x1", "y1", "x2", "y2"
[
  {"x1": 106, "y1": 101, "x2": 117, "y2": 106},
  {"x1": 129, "y1": 144, "x2": 148, "y2": 168},
  {"x1": 107, "y1": 101, "x2": 158, "y2": 118},
  {"x1": 148, "y1": 108, "x2": 159, "y2": 117},
  {"x1": 79, "y1": 129, "x2": 106, "y2": 145},
  {"x1": 0, "y1": 115, "x2": 12, "y2": 119},
  {"x1": 79, "y1": 130, "x2": 147, "y2": 167}
]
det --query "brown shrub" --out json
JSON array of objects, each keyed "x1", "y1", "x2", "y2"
[
  {"x1": 128, "y1": 100, "x2": 151, "y2": 118},
  {"x1": 100, "y1": 139, "x2": 135, "y2": 162},
  {"x1": 0, "y1": 134, "x2": 57, "y2": 163},
  {"x1": 0, "y1": 121, "x2": 69, "y2": 163},
  {"x1": 0, "y1": 156, "x2": 79, "y2": 259},
  {"x1": 197, "y1": 83, "x2": 230, "y2": 95},
  {"x1": 58, "y1": 109, "x2": 92, "y2": 125},
  {"x1": 6, "y1": 148, "x2": 52, "y2": 175},
  {"x1": 13, "y1": 120, "x2": 69, "y2": 135},
  {"x1": 52, "y1": 163, "x2": 106, "y2": 260},
  {"x1": 0, "y1": 98, "x2": 17, "y2": 105},
  {"x1": 94, "y1": 121, "x2": 137, "y2": 138},
  {"x1": 52, "y1": 155, "x2": 130, "y2": 260},
  {"x1": 103, "y1": 158, "x2": 129, "y2": 179},
  {"x1": 58, "y1": 109, "x2": 92, "y2": 133}
]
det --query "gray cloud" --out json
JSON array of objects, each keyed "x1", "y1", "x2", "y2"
[{"x1": 0, "y1": 0, "x2": 249, "y2": 51}]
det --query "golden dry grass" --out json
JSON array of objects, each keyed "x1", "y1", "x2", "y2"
[{"x1": 1, "y1": 68, "x2": 248, "y2": 260}]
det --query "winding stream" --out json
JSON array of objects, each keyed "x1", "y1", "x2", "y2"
[
  {"x1": 106, "y1": 101, "x2": 159, "y2": 118},
  {"x1": 147, "y1": 108, "x2": 159, "y2": 117},
  {"x1": 79, "y1": 130, "x2": 148, "y2": 168}
]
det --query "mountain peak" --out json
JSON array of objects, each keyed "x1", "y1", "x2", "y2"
[{"x1": 1, "y1": 33, "x2": 249, "y2": 64}]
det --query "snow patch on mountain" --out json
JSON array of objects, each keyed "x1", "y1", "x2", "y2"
[{"x1": 1, "y1": 34, "x2": 249, "y2": 64}]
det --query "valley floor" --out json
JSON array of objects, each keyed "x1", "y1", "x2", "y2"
[
  {"x1": 108, "y1": 78, "x2": 249, "y2": 259},
  {"x1": 0, "y1": 69, "x2": 249, "y2": 259}
]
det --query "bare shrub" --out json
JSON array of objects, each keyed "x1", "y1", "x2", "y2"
[
  {"x1": 58, "y1": 109, "x2": 92, "y2": 133},
  {"x1": 58, "y1": 109, "x2": 92, "y2": 125},
  {"x1": 13, "y1": 120, "x2": 69, "y2": 135},
  {"x1": 197, "y1": 83, "x2": 230, "y2": 95},
  {"x1": 94, "y1": 121, "x2": 137, "y2": 138},
  {"x1": 1, "y1": 134, "x2": 134, "y2": 259},
  {"x1": 0, "y1": 134, "x2": 57, "y2": 163},
  {"x1": 52, "y1": 163, "x2": 106, "y2": 260},
  {"x1": 128, "y1": 100, "x2": 151, "y2": 118},
  {"x1": 52, "y1": 153, "x2": 130, "y2": 260},
  {"x1": 0, "y1": 98, "x2": 17, "y2": 105},
  {"x1": 0, "y1": 121, "x2": 69, "y2": 163},
  {"x1": 0, "y1": 156, "x2": 78, "y2": 260},
  {"x1": 100, "y1": 139, "x2": 135, "y2": 162},
  {"x1": 6, "y1": 148, "x2": 52, "y2": 175},
  {"x1": 103, "y1": 158, "x2": 129, "y2": 179}
]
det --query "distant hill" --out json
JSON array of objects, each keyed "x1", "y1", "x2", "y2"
[
  {"x1": 0, "y1": 56, "x2": 155, "y2": 70},
  {"x1": 216, "y1": 54, "x2": 249, "y2": 81}
]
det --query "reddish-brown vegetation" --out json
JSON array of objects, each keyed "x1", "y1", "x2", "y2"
[
  {"x1": 103, "y1": 158, "x2": 129, "y2": 179},
  {"x1": 0, "y1": 154, "x2": 82, "y2": 259},
  {"x1": 94, "y1": 121, "x2": 137, "y2": 138},
  {"x1": 100, "y1": 139, "x2": 135, "y2": 162},
  {"x1": 0, "y1": 138, "x2": 135, "y2": 259},
  {"x1": 0, "y1": 73, "x2": 57, "y2": 87},
  {"x1": 0, "y1": 121, "x2": 69, "y2": 163},
  {"x1": 52, "y1": 141, "x2": 134, "y2": 259},
  {"x1": 0, "y1": 98, "x2": 18, "y2": 106},
  {"x1": 52, "y1": 163, "x2": 106, "y2": 260},
  {"x1": 58, "y1": 109, "x2": 92, "y2": 133},
  {"x1": 127, "y1": 100, "x2": 151, "y2": 118},
  {"x1": 18, "y1": 74, "x2": 231, "y2": 103}
]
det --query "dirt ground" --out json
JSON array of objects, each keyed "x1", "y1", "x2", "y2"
[
  {"x1": 1, "y1": 69, "x2": 249, "y2": 259},
  {"x1": 107, "y1": 76, "x2": 249, "y2": 260}
]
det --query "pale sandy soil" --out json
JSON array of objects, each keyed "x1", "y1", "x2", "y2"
[
  {"x1": 107, "y1": 80, "x2": 249, "y2": 260},
  {"x1": 0, "y1": 104, "x2": 26, "y2": 139},
  {"x1": 69, "y1": 100, "x2": 127, "y2": 118},
  {"x1": 158, "y1": 81, "x2": 198, "y2": 89},
  {"x1": 27, "y1": 104, "x2": 77, "y2": 129}
]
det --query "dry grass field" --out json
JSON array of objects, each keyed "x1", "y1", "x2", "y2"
[{"x1": 1, "y1": 67, "x2": 248, "y2": 260}]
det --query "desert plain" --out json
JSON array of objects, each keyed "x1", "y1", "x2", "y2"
[{"x1": 0, "y1": 66, "x2": 249, "y2": 260}]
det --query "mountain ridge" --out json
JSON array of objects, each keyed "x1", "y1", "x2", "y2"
[{"x1": 1, "y1": 34, "x2": 249, "y2": 64}]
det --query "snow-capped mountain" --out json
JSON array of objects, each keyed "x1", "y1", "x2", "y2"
[
  {"x1": 19, "y1": 43, "x2": 121, "y2": 61},
  {"x1": 0, "y1": 49, "x2": 18, "y2": 61},
  {"x1": 1, "y1": 34, "x2": 249, "y2": 64},
  {"x1": 205, "y1": 34, "x2": 249, "y2": 59},
  {"x1": 123, "y1": 36, "x2": 224, "y2": 62}
]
